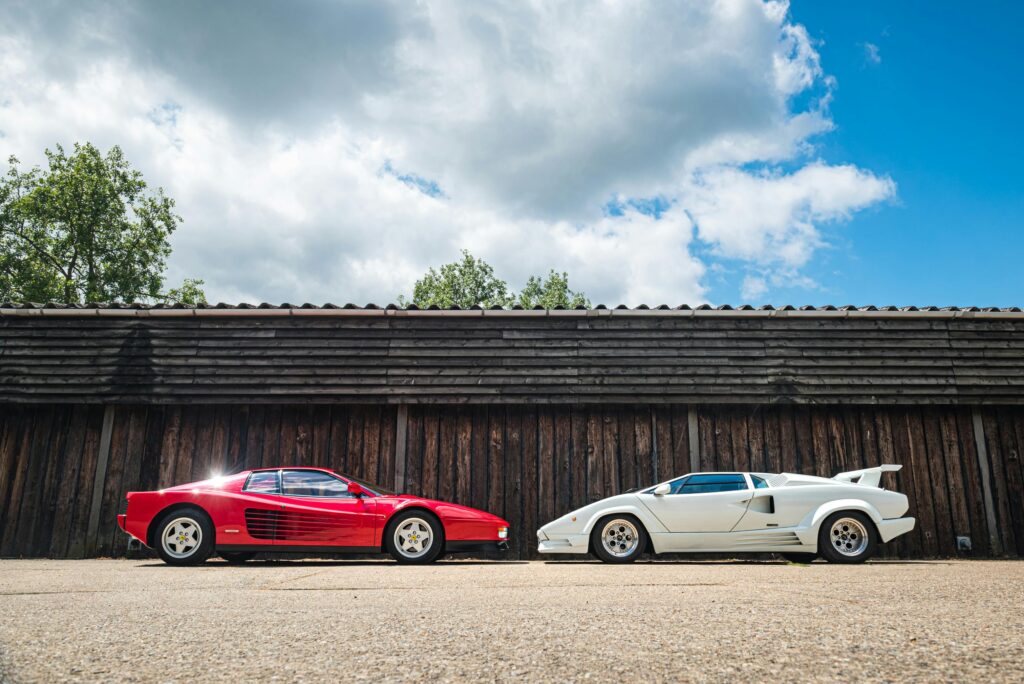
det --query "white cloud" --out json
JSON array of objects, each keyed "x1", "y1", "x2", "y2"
[
  {"x1": 0, "y1": 0, "x2": 895, "y2": 305},
  {"x1": 863, "y1": 42, "x2": 882, "y2": 65}
]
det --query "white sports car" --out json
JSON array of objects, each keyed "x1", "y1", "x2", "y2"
[{"x1": 537, "y1": 465, "x2": 915, "y2": 564}]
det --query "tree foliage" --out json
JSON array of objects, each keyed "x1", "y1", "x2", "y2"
[
  {"x1": 399, "y1": 250, "x2": 589, "y2": 309},
  {"x1": 517, "y1": 270, "x2": 590, "y2": 309},
  {"x1": 0, "y1": 142, "x2": 205, "y2": 304}
]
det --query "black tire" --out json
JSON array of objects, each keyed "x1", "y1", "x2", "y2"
[
  {"x1": 220, "y1": 552, "x2": 256, "y2": 564},
  {"x1": 384, "y1": 511, "x2": 445, "y2": 564},
  {"x1": 590, "y1": 514, "x2": 647, "y2": 564},
  {"x1": 818, "y1": 511, "x2": 877, "y2": 564},
  {"x1": 154, "y1": 507, "x2": 215, "y2": 566},
  {"x1": 780, "y1": 553, "x2": 818, "y2": 564}
]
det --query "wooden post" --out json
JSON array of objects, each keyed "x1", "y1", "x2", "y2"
[
  {"x1": 394, "y1": 405, "x2": 408, "y2": 493},
  {"x1": 688, "y1": 407, "x2": 700, "y2": 473},
  {"x1": 86, "y1": 405, "x2": 115, "y2": 555},
  {"x1": 972, "y1": 408, "x2": 1001, "y2": 554},
  {"x1": 649, "y1": 409, "x2": 658, "y2": 482}
]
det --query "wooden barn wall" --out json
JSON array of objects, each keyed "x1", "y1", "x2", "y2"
[
  {"x1": 1, "y1": 404, "x2": 1022, "y2": 559},
  {"x1": 4, "y1": 314, "x2": 1024, "y2": 406}
]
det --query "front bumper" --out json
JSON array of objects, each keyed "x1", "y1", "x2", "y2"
[
  {"x1": 537, "y1": 532, "x2": 589, "y2": 554},
  {"x1": 876, "y1": 516, "x2": 916, "y2": 543},
  {"x1": 446, "y1": 540, "x2": 510, "y2": 554}
]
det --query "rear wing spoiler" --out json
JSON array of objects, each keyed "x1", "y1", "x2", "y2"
[{"x1": 832, "y1": 464, "x2": 902, "y2": 488}]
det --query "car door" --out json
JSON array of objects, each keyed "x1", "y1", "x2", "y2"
[
  {"x1": 239, "y1": 470, "x2": 285, "y2": 545},
  {"x1": 274, "y1": 470, "x2": 376, "y2": 548},
  {"x1": 639, "y1": 473, "x2": 752, "y2": 532}
]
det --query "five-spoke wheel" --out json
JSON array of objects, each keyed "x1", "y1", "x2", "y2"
[
  {"x1": 154, "y1": 508, "x2": 214, "y2": 566},
  {"x1": 385, "y1": 511, "x2": 444, "y2": 564}
]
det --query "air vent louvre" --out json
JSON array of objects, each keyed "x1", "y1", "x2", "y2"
[{"x1": 245, "y1": 508, "x2": 340, "y2": 541}]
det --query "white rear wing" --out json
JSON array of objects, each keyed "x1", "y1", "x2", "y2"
[{"x1": 832, "y1": 464, "x2": 902, "y2": 488}]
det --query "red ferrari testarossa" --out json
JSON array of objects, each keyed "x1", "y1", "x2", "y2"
[{"x1": 118, "y1": 467, "x2": 510, "y2": 565}]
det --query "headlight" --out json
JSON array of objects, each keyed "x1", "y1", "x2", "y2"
[{"x1": 497, "y1": 526, "x2": 508, "y2": 539}]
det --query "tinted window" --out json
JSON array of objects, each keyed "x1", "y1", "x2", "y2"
[
  {"x1": 676, "y1": 473, "x2": 747, "y2": 494},
  {"x1": 751, "y1": 475, "x2": 769, "y2": 489},
  {"x1": 244, "y1": 471, "x2": 280, "y2": 494},
  {"x1": 281, "y1": 471, "x2": 350, "y2": 498},
  {"x1": 668, "y1": 476, "x2": 691, "y2": 494}
]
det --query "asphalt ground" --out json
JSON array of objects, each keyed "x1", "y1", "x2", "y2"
[{"x1": 0, "y1": 558, "x2": 1022, "y2": 683}]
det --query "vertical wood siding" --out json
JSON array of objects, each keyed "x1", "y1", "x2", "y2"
[{"x1": 0, "y1": 404, "x2": 1021, "y2": 559}]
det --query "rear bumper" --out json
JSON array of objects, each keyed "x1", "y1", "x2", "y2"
[
  {"x1": 117, "y1": 514, "x2": 127, "y2": 532},
  {"x1": 877, "y1": 516, "x2": 916, "y2": 543}
]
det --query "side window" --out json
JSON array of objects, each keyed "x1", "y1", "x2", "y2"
[
  {"x1": 751, "y1": 475, "x2": 769, "y2": 489},
  {"x1": 281, "y1": 471, "x2": 350, "y2": 498},
  {"x1": 669, "y1": 476, "x2": 690, "y2": 494},
  {"x1": 676, "y1": 473, "x2": 747, "y2": 494},
  {"x1": 244, "y1": 471, "x2": 281, "y2": 494}
]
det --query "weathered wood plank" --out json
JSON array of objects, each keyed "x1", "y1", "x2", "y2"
[
  {"x1": 922, "y1": 409, "x2": 956, "y2": 556},
  {"x1": 505, "y1": 407, "x2": 524, "y2": 557},
  {"x1": 420, "y1": 407, "x2": 440, "y2": 499},
  {"x1": 455, "y1": 408, "x2": 473, "y2": 506}
]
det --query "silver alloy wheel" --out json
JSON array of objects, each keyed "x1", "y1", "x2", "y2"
[
  {"x1": 162, "y1": 517, "x2": 202, "y2": 559},
  {"x1": 601, "y1": 519, "x2": 639, "y2": 558},
  {"x1": 394, "y1": 517, "x2": 433, "y2": 558},
  {"x1": 830, "y1": 517, "x2": 869, "y2": 557}
]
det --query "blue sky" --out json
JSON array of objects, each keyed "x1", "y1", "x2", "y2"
[
  {"x1": 0, "y1": 1, "x2": 1018, "y2": 307},
  {"x1": 742, "y1": 1, "x2": 1024, "y2": 307}
]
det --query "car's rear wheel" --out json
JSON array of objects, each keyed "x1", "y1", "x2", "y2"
[
  {"x1": 385, "y1": 511, "x2": 445, "y2": 564},
  {"x1": 155, "y1": 507, "x2": 214, "y2": 566},
  {"x1": 818, "y1": 511, "x2": 877, "y2": 564},
  {"x1": 220, "y1": 552, "x2": 256, "y2": 564},
  {"x1": 591, "y1": 515, "x2": 647, "y2": 563},
  {"x1": 780, "y1": 552, "x2": 818, "y2": 564}
]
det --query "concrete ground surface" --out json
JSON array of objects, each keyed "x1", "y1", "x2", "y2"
[{"x1": 0, "y1": 559, "x2": 1022, "y2": 683}]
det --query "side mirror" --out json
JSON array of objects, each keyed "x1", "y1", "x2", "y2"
[
  {"x1": 653, "y1": 483, "x2": 671, "y2": 496},
  {"x1": 347, "y1": 482, "x2": 364, "y2": 497}
]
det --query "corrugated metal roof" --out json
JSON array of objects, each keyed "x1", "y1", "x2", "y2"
[{"x1": 1, "y1": 302, "x2": 1022, "y2": 316}]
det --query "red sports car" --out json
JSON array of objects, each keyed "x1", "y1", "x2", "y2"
[{"x1": 117, "y1": 467, "x2": 510, "y2": 565}]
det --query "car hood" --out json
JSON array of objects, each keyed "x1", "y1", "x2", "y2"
[
  {"x1": 539, "y1": 493, "x2": 640, "y2": 535},
  {"x1": 387, "y1": 495, "x2": 509, "y2": 525}
]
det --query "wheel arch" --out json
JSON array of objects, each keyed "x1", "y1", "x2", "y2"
[
  {"x1": 146, "y1": 502, "x2": 214, "y2": 548},
  {"x1": 798, "y1": 499, "x2": 883, "y2": 547}
]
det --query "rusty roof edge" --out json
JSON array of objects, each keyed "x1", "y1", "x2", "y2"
[{"x1": 2, "y1": 306, "x2": 1023, "y2": 319}]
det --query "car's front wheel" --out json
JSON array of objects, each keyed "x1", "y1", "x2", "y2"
[
  {"x1": 591, "y1": 515, "x2": 647, "y2": 563},
  {"x1": 818, "y1": 511, "x2": 877, "y2": 564},
  {"x1": 155, "y1": 507, "x2": 215, "y2": 566},
  {"x1": 385, "y1": 511, "x2": 445, "y2": 564}
]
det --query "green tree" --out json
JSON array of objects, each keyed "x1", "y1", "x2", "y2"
[
  {"x1": 0, "y1": 142, "x2": 205, "y2": 304},
  {"x1": 166, "y1": 278, "x2": 208, "y2": 305},
  {"x1": 517, "y1": 270, "x2": 590, "y2": 309},
  {"x1": 398, "y1": 251, "x2": 590, "y2": 309},
  {"x1": 399, "y1": 249, "x2": 515, "y2": 309}
]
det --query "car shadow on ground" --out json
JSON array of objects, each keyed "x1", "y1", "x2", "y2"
[
  {"x1": 135, "y1": 558, "x2": 531, "y2": 568},
  {"x1": 541, "y1": 558, "x2": 954, "y2": 565}
]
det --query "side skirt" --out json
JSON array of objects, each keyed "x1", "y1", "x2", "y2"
[{"x1": 217, "y1": 544, "x2": 380, "y2": 554}]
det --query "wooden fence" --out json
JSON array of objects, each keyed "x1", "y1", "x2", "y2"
[{"x1": 1, "y1": 403, "x2": 1021, "y2": 559}]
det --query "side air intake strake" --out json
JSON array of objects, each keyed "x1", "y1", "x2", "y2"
[{"x1": 244, "y1": 508, "x2": 341, "y2": 542}]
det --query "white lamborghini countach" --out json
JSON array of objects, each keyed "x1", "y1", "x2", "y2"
[{"x1": 537, "y1": 465, "x2": 915, "y2": 563}]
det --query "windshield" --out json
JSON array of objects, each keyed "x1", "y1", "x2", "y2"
[{"x1": 343, "y1": 473, "x2": 396, "y2": 496}]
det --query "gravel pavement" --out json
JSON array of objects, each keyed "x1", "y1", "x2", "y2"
[{"x1": 0, "y1": 558, "x2": 1022, "y2": 683}]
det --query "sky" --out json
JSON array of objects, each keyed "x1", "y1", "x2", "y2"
[{"x1": 0, "y1": 1, "x2": 1019, "y2": 307}]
